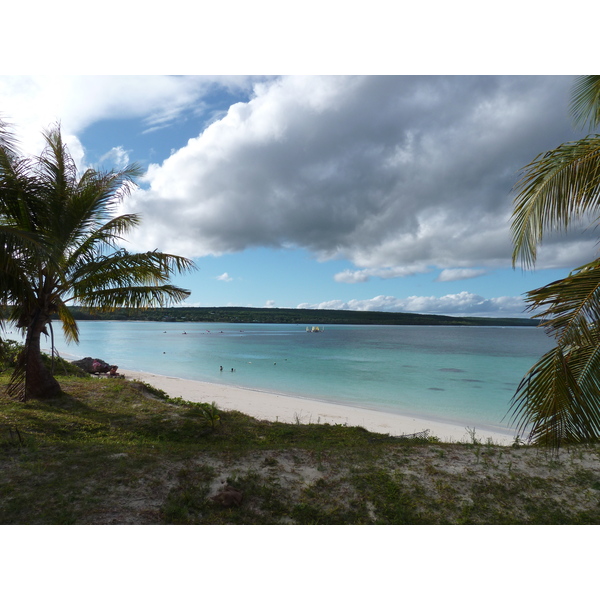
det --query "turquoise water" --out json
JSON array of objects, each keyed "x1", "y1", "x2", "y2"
[{"x1": 7, "y1": 320, "x2": 554, "y2": 431}]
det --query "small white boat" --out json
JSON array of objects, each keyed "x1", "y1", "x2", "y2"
[{"x1": 306, "y1": 326, "x2": 324, "y2": 333}]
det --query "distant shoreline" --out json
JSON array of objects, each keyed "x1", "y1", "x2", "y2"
[{"x1": 26, "y1": 305, "x2": 540, "y2": 328}]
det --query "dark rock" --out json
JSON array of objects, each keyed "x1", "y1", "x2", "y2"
[
  {"x1": 212, "y1": 485, "x2": 243, "y2": 507},
  {"x1": 71, "y1": 357, "x2": 112, "y2": 374}
]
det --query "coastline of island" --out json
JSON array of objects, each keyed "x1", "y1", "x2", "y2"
[{"x1": 18, "y1": 305, "x2": 540, "y2": 328}]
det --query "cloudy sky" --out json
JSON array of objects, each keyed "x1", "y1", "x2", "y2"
[{"x1": 2, "y1": 73, "x2": 596, "y2": 318}]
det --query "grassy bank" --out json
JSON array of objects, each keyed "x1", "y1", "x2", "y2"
[{"x1": 1, "y1": 373, "x2": 600, "y2": 524}]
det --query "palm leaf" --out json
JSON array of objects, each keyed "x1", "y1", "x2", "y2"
[
  {"x1": 69, "y1": 213, "x2": 142, "y2": 260},
  {"x1": 524, "y1": 259, "x2": 600, "y2": 348},
  {"x1": 67, "y1": 249, "x2": 195, "y2": 295},
  {"x1": 509, "y1": 76, "x2": 600, "y2": 450},
  {"x1": 7, "y1": 348, "x2": 27, "y2": 402},
  {"x1": 511, "y1": 135, "x2": 600, "y2": 268},
  {"x1": 508, "y1": 344, "x2": 600, "y2": 449},
  {"x1": 65, "y1": 250, "x2": 194, "y2": 312},
  {"x1": 68, "y1": 166, "x2": 142, "y2": 234},
  {"x1": 55, "y1": 300, "x2": 79, "y2": 344},
  {"x1": 0, "y1": 118, "x2": 18, "y2": 155},
  {"x1": 510, "y1": 263, "x2": 600, "y2": 450},
  {"x1": 566, "y1": 329, "x2": 600, "y2": 395},
  {"x1": 78, "y1": 284, "x2": 191, "y2": 310},
  {"x1": 570, "y1": 75, "x2": 600, "y2": 131}
]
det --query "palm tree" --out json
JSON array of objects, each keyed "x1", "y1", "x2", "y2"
[
  {"x1": 0, "y1": 122, "x2": 195, "y2": 400},
  {"x1": 509, "y1": 76, "x2": 600, "y2": 450}
]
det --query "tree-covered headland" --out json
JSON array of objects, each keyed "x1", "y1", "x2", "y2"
[{"x1": 56, "y1": 305, "x2": 538, "y2": 327}]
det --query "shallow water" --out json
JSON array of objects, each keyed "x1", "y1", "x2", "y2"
[{"x1": 6, "y1": 320, "x2": 554, "y2": 431}]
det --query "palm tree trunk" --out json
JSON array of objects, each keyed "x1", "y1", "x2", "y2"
[{"x1": 23, "y1": 317, "x2": 62, "y2": 399}]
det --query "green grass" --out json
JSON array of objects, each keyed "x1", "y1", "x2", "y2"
[{"x1": 2, "y1": 372, "x2": 600, "y2": 524}]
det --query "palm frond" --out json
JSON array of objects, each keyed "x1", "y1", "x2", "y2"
[
  {"x1": 0, "y1": 152, "x2": 48, "y2": 234},
  {"x1": 7, "y1": 348, "x2": 27, "y2": 402},
  {"x1": 0, "y1": 118, "x2": 18, "y2": 155},
  {"x1": 55, "y1": 300, "x2": 79, "y2": 344},
  {"x1": 570, "y1": 75, "x2": 600, "y2": 131},
  {"x1": 68, "y1": 249, "x2": 195, "y2": 294},
  {"x1": 0, "y1": 224, "x2": 45, "y2": 248},
  {"x1": 0, "y1": 234, "x2": 38, "y2": 310},
  {"x1": 38, "y1": 125, "x2": 78, "y2": 197},
  {"x1": 509, "y1": 76, "x2": 600, "y2": 450},
  {"x1": 508, "y1": 344, "x2": 600, "y2": 449},
  {"x1": 524, "y1": 259, "x2": 600, "y2": 347},
  {"x1": 512, "y1": 264, "x2": 600, "y2": 450},
  {"x1": 71, "y1": 165, "x2": 142, "y2": 228},
  {"x1": 566, "y1": 328, "x2": 600, "y2": 393},
  {"x1": 77, "y1": 284, "x2": 191, "y2": 310},
  {"x1": 65, "y1": 249, "x2": 194, "y2": 313},
  {"x1": 65, "y1": 213, "x2": 142, "y2": 269},
  {"x1": 511, "y1": 135, "x2": 600, "y2": 268}
]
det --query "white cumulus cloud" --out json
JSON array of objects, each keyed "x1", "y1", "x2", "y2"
[
  {"x1": 122, "y1": 75, "x2": 597, "y2": 275},
  {"x1": 99, "y1": 146, "x2": 131, "y2": 169},
  {"x1": 0, "y1": 75, "x2": 256, "y2": 155},
  {"x1": 334, "y1": 265, "x2": 432, "y2": 283},
  {"x1": 298, "y1": 292, "x2": 528, "y2": 318},
  {"x1": 436, "y1": 268, "x2": 487, "y2": 282}
]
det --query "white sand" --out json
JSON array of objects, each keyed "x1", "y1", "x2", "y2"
[{"x1": 120, "y1": 368, "x2": 518, "y2": 445}]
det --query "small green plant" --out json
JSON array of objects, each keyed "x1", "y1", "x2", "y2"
[
  {"x1": 512, "y1": 436, "x2": 525, "y2": 448},
  {"x1": 199, "y1": 402, "x2": 221, "y2": 430},
  {"x1": 466, "y1": 427, "x2": 481, "y2": 445}
]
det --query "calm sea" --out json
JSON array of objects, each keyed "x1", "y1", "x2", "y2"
[{"x1": 5, "y1": 320, "x2": 553, "y2": 432}]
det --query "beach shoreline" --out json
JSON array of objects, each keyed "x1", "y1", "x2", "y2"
[{"x1": 120, "y1": 368, "x2": 518, "y2": 445}]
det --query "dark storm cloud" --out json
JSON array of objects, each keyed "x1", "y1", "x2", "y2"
[{"x1": 125, "y1": 75, "x2": 596, "y2": 275}]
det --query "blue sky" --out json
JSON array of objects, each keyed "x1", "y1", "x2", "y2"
[{"x1": 1, "y1": 74, "x2": 595, "y2": 319}]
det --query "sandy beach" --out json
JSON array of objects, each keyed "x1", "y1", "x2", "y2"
[{"x1": 120, "y1": 368, "x2": 518, "y2": 445}]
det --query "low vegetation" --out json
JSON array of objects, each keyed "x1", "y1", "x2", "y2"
[
  {"x1": 1, "y1": 360, "x2": 599, "y2": 524},
  {"x1": 0, "y1": 305, "x2": 539, "y2": 327}
]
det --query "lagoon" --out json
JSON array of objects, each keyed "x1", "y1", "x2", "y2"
[{"x1": 9, "y1": 320, "x2": 554, "y2": 434}]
